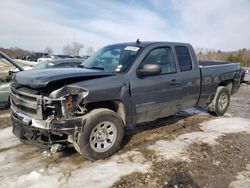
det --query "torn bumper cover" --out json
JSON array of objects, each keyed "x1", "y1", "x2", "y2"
[
  {"x1": 11, "y1": 109, "x2": 83, "y2": 148},
  {"x1": 10, "y1": 84, "x2": 88, "y2": 148}
]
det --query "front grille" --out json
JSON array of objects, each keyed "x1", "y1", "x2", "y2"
[{"x1": 10, "y1": 85, "x2": 43, "y2": 119}]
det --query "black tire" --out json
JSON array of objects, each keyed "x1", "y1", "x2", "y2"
[
  {"x1": 74, "y1": 108, "x2": 124, "y2": 160},
  {"x1": 207, "y1": 86, "x2": 230, "y2": 116}
]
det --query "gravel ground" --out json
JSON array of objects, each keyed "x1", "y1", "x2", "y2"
[{"x1": 0, "y1": 80, "x2": 250, "y2": 188}]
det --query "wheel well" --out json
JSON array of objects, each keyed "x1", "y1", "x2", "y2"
[
  {"x1": 85, "y1": 101, "x2": 126, "y2": 124},
  {"x1": 218, "y1": 80, "x2": 233, "y2": 94}
]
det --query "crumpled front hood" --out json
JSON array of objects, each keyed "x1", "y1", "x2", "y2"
[{"x1": 14, "y1": 68, "x2": 115, "y2": 89}]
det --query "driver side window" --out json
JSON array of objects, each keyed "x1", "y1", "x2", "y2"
[{"x1": 142, "y1": 47, "x2": 176, "y2": 75}]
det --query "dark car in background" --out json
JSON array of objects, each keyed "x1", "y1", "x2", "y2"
[
  {"x1": 33, "y1": 59, "x2": 86, "y2": 69},
  {"x1": 28, "y1": 52, "x2": 49, "y2": 62},
  {"x1": 17, "y1": 53, "x2": 90, "y2": 62}
]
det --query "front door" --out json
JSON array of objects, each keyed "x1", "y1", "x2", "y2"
[{"x1": 130, "y1": 47, "x2": 182, "y2": 124}]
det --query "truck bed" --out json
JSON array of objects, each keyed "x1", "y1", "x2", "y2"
[
  {"x1": 198, "y1": 61, "x2": 241, "y2": 107},
  {"x1": 199, "y1": 61, "x2": 236, "y2": 67}
]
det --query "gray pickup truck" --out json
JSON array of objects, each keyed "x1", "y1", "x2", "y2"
[{"x1": 10, "y1": 41, "x2": 241, "y2": 160}]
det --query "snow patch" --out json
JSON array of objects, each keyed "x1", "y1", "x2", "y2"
[
  {"x1": 0, "y1": 127, "x2": 20, "y2": 150},
  {"x1": 0, "y1": 138, "x2": 151, "y2": 188},
  {"x1": 181, "y1": 107, "x2": 209, "y2": 115},
  {"x1": 8, "y1": 168, "x2": 64, "y2": 188},
  {"x1": 0, "y1": 127, "x2": 151, "y2": 188},
  {"x1": 0, "y1": 113, "x2": 10, "y2": 118},
  {"x1": 148, "y1": 117, "x2": 250, "y2": 161},
  {"x1": 4, "y1": 150, "x2": 151, "y2": 188},
  {"x1": 200, "y1": 117, "x2": 250, "y2": 134},
  {"x1": 0, "y1": 150, "x2": 152, "y2": 188},
  {"x1": 229, "y1": 164, "x2": 250, "y2": 188},
  {"x1": 67, "y1": 150, "x2": 151, "y2": 188}
]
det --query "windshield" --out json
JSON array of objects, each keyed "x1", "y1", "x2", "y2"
[
  {"x1": 83, "y1": 45, "x2": 141, "y2": 72},
  {"x1": 33, "y1": 60, "x2": 55, "y2": 69}
]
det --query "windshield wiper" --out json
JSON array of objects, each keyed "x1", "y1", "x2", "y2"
[{"x1": 81, "y1": 65, "x2": 105, "y2": 70}]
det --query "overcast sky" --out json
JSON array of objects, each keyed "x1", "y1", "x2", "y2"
[{"x1": 0, "y1": 0, "x2": 249, "y2": 54}]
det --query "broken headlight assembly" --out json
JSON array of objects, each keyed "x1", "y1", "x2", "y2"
[{"x1": 43, "y1": 86, "x2": 89, "y2": 118}]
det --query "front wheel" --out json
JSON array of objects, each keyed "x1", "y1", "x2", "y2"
[
  {"x1": 74, "y1": 108, "x2": 124, "y2": 160},
  {"x1": 207, "y1": 86, "x2": 230, "y2": 116}
]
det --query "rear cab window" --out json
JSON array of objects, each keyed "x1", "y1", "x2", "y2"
[{"x1": 175, "y1": 46, "x2": 192, "y2": 72}]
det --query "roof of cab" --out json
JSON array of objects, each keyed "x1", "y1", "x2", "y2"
[{"x1": 106, "y1": 41, "x2": 191, "y2": 48}]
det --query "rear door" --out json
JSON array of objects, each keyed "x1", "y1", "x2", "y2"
[
  {"x1": 174, "y1": 46, "x2": 200, "y2": 109},
  {"x1": 130, "y1": 46, "x2": 182, "y2": 123}
]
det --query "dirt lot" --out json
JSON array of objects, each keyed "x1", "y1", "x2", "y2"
[{"x1": 0, "y1": 82, "x2": 250, "y2": 188}]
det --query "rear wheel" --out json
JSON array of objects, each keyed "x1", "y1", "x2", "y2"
[
  {"x1": 207, "y1": 86, "x2": 230, "y2": 116},
  {"x1": 74, "y1": 108, "x2": 124, "y2": 160}
]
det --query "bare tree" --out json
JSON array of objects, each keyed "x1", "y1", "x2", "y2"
[
  {"x1": 195, "y1": 47, "x2": 250, "y2": 67},
  {"x1": 86, "y1": 47, "x2": 95, "y2": 56},
  {"x1": 62, "y1": 44, "x2": 72, "y2": 56},
  {"x1": 0, "y1": 47, "x2": 31, "y2": 58},
  {"x1": 44, "y1": 47, "x2": 53, "y2": 55},
  {"x1": 62, "y1": 42, "x2": 84, "y2": 56}
]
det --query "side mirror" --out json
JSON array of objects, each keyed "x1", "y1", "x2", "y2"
[{"x1": 137, "y1": 64, "x2": 161, "y2": 77}]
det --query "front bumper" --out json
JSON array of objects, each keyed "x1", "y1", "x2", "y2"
[{"x1": 11, "y1": 109, "x2": 83, "y2": 148}]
